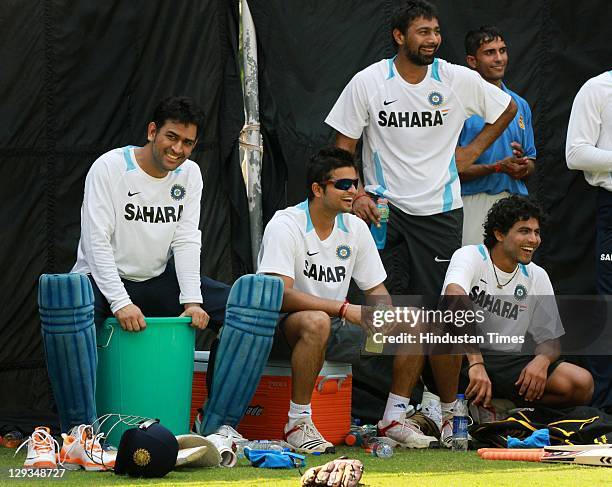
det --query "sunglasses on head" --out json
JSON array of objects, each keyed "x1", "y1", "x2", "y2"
[{"x1": 320, "y1": 178, "x2": 359, "y2": 190}]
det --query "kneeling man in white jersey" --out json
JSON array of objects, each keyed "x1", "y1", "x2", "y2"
[
  {"x1": 443, "y1": 196, "x2": 593, "y2": 411},
  {"x1": 257, "y1": 147, "x2": 438, "y2": 453}
]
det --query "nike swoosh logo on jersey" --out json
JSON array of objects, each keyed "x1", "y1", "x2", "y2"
[
  {"x1": 383, "y1": 99, "x2": 397, "y2": 106},
  {"x1": 307, "y1": 251, "x2": 319, "y2": 256},
  {"x1": 128, "y1": 191, "x2": 141, "y2": 197},
  {"x1": 434, "y1": 256, "x2": 450, "y2": 262}
]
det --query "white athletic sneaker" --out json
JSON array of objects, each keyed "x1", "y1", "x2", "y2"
[
  {"x1": 284, "y1": 417, "x2": 335, "y2": 454},
  {"x1": 17, "y1": 426, "x2": 59, "y2": 469},
  {"x1": 208, "y1": 424, "x2": 247, "y2": 452},
  {"x1": 59, "y1": 424, "x2": 115, "y2": 471},
  {"x1": 420, "y1": 391, "x2": 442, "y2": 431},
  {"x1": 440, "y1": 414, "x2": 453, "y2": 449},
  {"x1": 215, "y1": 424, "x2": 245, "y2": 441},
  {"x1": 377, "y1": 413, "x2": 439, "y2": 449}
]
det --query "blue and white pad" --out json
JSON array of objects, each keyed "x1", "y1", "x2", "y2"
[
  {"x1": 200, "y1": 274, "x2": 283, "y2": 436},
  {"x1": 39, "y1": 273, "x2": 98, "y2": 432}
]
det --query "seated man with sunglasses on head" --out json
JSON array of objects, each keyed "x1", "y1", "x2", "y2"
[{"x1": 257, "y1": 147, "x2": 438, "y2": 453}]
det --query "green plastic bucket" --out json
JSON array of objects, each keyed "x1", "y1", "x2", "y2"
[{"x1": 95, "y1": 317, "x2": 195, "y2": 446}]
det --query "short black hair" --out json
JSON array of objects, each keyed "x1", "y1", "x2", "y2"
[
  {"x1": 390, "y1": 0, "x2": 439, "y2": 51},
  {"x1": 483, "y1": 195, "x2": 545, "y2": 249},
  {"x1": 152, "y1": 96, "x2": 205, "y2": 138},
  {"x1": 465, "y1": 25, "x2": 505, "y2": 57},
  {"x1": 306, "y1": 147, "x2": 358, "y2": 201}
]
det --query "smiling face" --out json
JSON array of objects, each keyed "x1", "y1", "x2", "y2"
[
  {"x1": 467, "y1": 36, "x2": 508, "y2": 85},
  {"x1": 145, "y1": 120, "x2": 198, "y2": 177},
  {"x1": 394, "y1": 16, "x2": 441, "y2": 66},
  {"x1": 313, "y1": 166, "x2": 359, "y2": 214},
  {"x1": 494, "y1": 217, "x2": 541, "y2": 266}
]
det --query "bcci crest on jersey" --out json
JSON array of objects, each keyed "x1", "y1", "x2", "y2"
[
  {"x1": 428, "y1": 91, "x2": 444, "y2": 107},
  {"x1": 170, "y1": 184, "x2": 186, "y2": 201},
  {"x1": 514, "y1": 284, "x2": 528, "y2": 301},
  {"x1": 336, "y1": 244, "x2": 351, "y2": 260}
]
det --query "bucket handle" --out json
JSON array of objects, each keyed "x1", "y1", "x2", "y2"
[
  {"x1": 97, "y1": 322, "x2": 114, "y2": 349},
  {"x1": 317, "y1": 374, "x2": 347, "y2": 393}
]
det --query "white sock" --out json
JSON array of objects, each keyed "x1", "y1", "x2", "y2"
[
  {"x1": 287, "y1": 401, "x2": 312, "y2": 428},
  {"x1": 441, "y1": 401, "x2": 456, "y2": 420},
  {"x1": 382, "y1": 392, "x2": 411, "y2": 422}
]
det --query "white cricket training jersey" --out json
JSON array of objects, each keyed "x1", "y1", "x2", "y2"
[
  {"x1": 326, "y1": 57, "x2": 511, "y2": 216},
  {"x1": 443, "y1": 245, "x2": 564, "y2": 352},
  {"x1": 566, "y1": 71, "x2": 612, "y2": 191},
  {"x1": 72, "y1": 146, "x2": 203, "y2": 313},
  {"x1": 257, "y1": 200, "x2": 387, "y2": 300}
]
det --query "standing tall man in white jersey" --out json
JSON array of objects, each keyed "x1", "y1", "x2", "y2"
[
  {"x1": 257, "y1": 147, "x2": 439, "y2": 453},
  {"x1": 566, "y1": 71, "x2": 612, "y2": 409},
  {"x1": 325, "y1": 0, "x2": 517, "y2": 445}
]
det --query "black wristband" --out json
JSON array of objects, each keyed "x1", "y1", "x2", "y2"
[{"x1": 468, "y1": 361, "x2": 485, "y2": 370}]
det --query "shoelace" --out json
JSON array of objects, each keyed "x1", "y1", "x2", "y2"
[
  {"x1": 62, "y1": 425, "x2": 109, "y2": 467},
  {"x1": 398, "y1": 416, "x2": 425, "y2": 435},
  {"x1": 85, "y1": 432, "x2": 106, "y2": 454},
  {"x1": 299, "y1": 422, "x2": 323, "y2": 441},
  {"x1": 15, "y1": 429, "x2": 60, "y2": 459},
  {"x1": 80, "y1": 427, "x2": 109, "y2": 464}
]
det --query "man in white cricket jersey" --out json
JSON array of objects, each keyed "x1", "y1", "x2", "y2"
[
  {"x1": 566, "y1": 71, "x2": 612, "y2": 409},
  {"x1": 73, "y1": 96, "x2": 229, "y2": 332},
  {"x1": 44, "y1": 97, "x2": 230, "y2": 440},
  {"x1": 443, "y1": 196, "x2": 593, "y2": 412},
  {"x1": 325, "y1": 0, "x2": 517, "y2": 446},
  {"x1": 258, "y1": 147, "x2": 439, "y2": 453}
]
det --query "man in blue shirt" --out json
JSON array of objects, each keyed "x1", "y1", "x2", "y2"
[{"x1": 458, "y1": 26, "x2": 536, "y2": 245}]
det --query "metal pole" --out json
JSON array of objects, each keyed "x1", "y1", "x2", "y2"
[{"x1": 240, "y1": 0, "x2": 263, "y2": 270}]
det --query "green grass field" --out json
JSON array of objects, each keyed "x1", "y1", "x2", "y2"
[{"x1": 1, "y1": 446, "x2": 609, "y2": 487}]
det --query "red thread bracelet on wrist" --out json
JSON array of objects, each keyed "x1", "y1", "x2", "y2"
[
  {"x1": 352, "y1": 194, "x2": 369, "y2": 205},
  {"x1": 338, "y1": 299, "x2": 350, "y2": 320},
  {"x1": 494, "y1": 162, "x2": 502, "y2": 173}
]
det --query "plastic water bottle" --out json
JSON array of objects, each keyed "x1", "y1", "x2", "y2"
[
  {"x1": 370, "y1": 200, "x2": 389, "y2": 250},
  {"x1": 371, "y1": 442, "x2": 393, "y2": 458},
  {"x1": 345, "y1": 427, "x2": 365, "y2": 446},
  {"x1": 452, "y1": 394, "x2": 469, "y2": 452},
  {"x1": 364, "y1": 437, "x2": 394, "y2": 458},
  {"x1": 238, "y1": 440, "x2": 292, "y2": 456},
  {"x1": 345, "y1": 424, "x2": 377, "y2": 446}
]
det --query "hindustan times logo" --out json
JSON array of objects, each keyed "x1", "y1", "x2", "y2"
[{"x1": 372, "y1": 307, "x2": 485, "y2": 328}]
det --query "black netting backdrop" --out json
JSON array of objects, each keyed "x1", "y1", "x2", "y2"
[
  {"x1": 250, "y1": 0, "x2": 611, "y2": 294},
  {"x1": 0, "y1": 0, "x2": 246, "y2": 432},
  {"x1": 1, "y1": 0, "x2": 610, "y2": 431}
]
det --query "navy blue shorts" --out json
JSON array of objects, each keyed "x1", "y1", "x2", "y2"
[{"x1": 89, "y1": 261, "x2": 230, "y2": 333}]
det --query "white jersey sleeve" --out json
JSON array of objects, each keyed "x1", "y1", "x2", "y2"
[
  {"x1": 79, "y1": 158, "x2": 132, "y2": 312},
  {"x1": 172, "y1": 168, "x2": 203, "y2": 305},
  {"x1": 442, "y1": 246, "x2": 479, "y2": 295},
  {"x1": 527, "y1": 269, "x2": 565, "y2": 344},
  {"x1": 325, "y1": 70, "x2": 373, "y2": 140},
  {"x1": 566, "y1": 74, "x2": 612, "y2": 172},
  {"x1": 445, "y1": 63, "x2": 511, "y2": 123},
  {"x1": 351, "y1": 219, "x2": 387, "y2": 290},
  {"x1": 257, "y1": 215, "x2": 301, "y2": 280}
]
